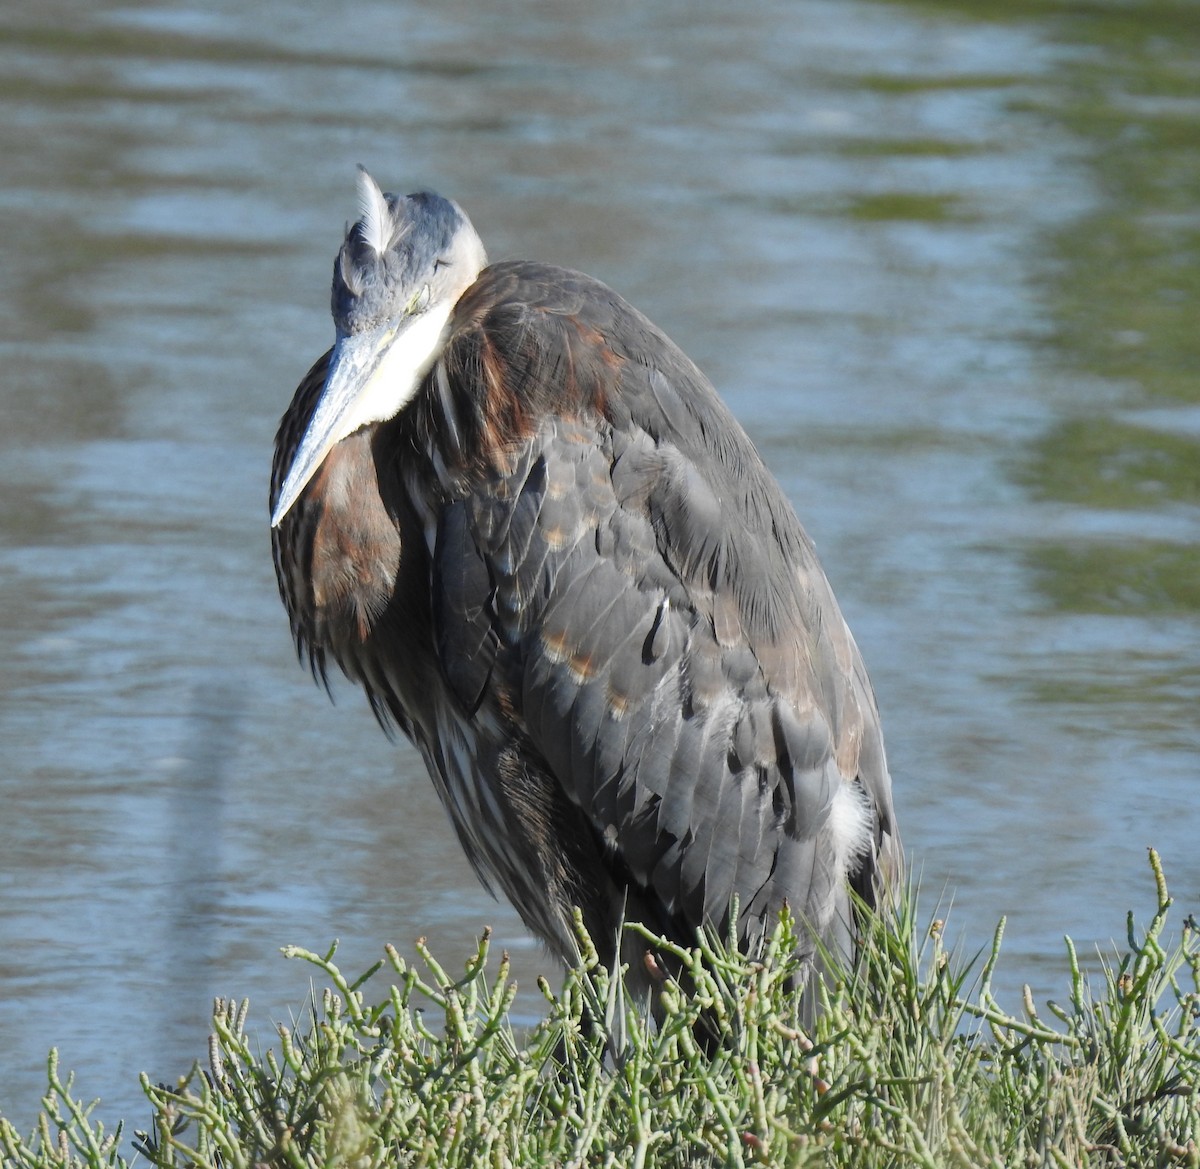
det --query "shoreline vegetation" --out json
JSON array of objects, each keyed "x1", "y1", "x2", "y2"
[{"x1": 1, "y1": 850, "x2": 1196, "y2": 1168}]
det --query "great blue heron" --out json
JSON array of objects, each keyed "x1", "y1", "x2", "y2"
[{"x1": 271, "y1": 170, "x2": 900, "y2": 994}]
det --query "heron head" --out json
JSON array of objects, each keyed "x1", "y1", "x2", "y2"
[{"x1": 271, "y1": 169, "x2": 487, "y2": 527}]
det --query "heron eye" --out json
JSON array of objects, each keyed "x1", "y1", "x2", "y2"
[{"x1": 408, "y1": 285, "x2": 431, "y2": 314}]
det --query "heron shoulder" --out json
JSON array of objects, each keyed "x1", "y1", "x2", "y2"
[{"x1": 435, "y1": 261, "x2": 774, "y2": 496}]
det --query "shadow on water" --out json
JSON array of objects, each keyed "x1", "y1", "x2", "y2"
[{"x1": 156, "y1": 680, "x2": 242, "y2": 1061}]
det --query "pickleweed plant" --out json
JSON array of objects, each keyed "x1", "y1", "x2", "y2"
[{"x1": 1, "y1": 851, "x2": 1196, "y2": 1168}]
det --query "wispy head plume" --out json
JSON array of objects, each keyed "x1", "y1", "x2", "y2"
[{"x1": 355, "y1": 165, "x2": 395, "y2": 256}]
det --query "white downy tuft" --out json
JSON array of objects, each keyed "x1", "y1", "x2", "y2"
[{"x1": 355, "y1": 166, "x2": 394, "y2": 255}]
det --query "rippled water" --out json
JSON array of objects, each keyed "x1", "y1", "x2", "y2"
[{"x1": 1, "y1": 0, "x2": 1197, "y2": 1134}]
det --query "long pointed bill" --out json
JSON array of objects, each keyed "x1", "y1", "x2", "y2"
[{"x1": 270, "y1": 302, "x2": 452, "y2": 528}]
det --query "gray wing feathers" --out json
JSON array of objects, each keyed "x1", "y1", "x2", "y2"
[
  {"x1": 433, "y1": 503, "x2": 497, "y2": 715},
  {"x1": 428, "y1": 268, "x2": 895, "y2": 947}
]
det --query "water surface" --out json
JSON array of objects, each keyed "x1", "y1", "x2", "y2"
[{"x1": 1, "y1": 0, "x2": 1197, "y2": 1134}]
